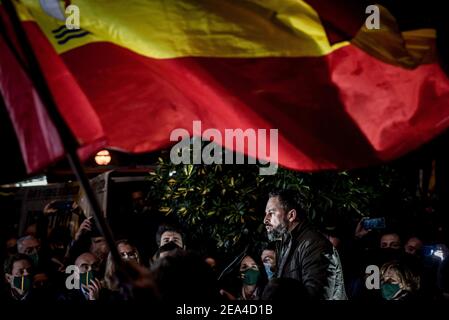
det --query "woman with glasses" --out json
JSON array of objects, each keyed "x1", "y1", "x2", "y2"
[{"x1": 103, "y1": 239, "x2": 142, "y2": 298}]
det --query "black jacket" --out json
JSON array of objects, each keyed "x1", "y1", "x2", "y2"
[{"x1": 276, "y1": 220, "x2": 347, "y2": 300}]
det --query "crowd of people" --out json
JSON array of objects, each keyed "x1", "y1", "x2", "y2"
[{"x1": 1, "y1": 189, "x2": 449, "y2": 302}]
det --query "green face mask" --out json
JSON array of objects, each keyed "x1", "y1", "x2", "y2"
[
  {"x1": 242, "y1": 269, "x2": 260, "y2": 285},
  {"x1": 381, "y1": 283, "x2": 401, "y2": 300},
  {"x1": 12, "y1": 275, "x2": 32, "y2": 293},
  {"x1": 79, "y1": 271, "x2": 96, "y2": 288}
]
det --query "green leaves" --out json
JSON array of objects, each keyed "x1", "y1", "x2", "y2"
[{"x1": 147, "y1": 152, "x2": 265, "y2": 252}]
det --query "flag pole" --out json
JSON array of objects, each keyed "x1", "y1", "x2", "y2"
[{"x1": 1, "y1": 0, "x2": 132, "y2": 296}]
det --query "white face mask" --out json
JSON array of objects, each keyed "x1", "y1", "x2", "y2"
[{"x1": 263, "y1": 263, "x2": 275, "y2": 280}]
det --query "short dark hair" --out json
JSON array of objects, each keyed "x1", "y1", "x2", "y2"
[
  {"x1": 4, "y1": 254, "x2": 33, "y2": 275},
  {"x1": 380, "y1": 231, "x2": 401, "y2": 241},
  {"x1": 268, "y1": 189, "x2": 304, "y2": 219},
  {"x1": 155, "y1": 224, "x2": 185, "y2": 247},
  {"x1": 263, "y1": 241, "x2": 278, "y2": 252}
]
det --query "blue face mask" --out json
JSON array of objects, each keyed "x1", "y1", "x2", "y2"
[
  {"x1": 263, "y1": 263, "x2": 275, "y2": 280},
  {"x1": 381, "y1": 283, "x2": 401, "y2": 300}
]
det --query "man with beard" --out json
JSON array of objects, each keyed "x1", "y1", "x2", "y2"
[{"x1": 264, "y1": 189, "x2": 347, "y2": 300}]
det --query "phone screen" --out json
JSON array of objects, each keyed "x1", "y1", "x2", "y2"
[
  {"x1": 363, "y1": 217, "x2": 386, "y2": 230},
  {"x1": 422, "y1": 244, "x2": 447, "y2": 260}
]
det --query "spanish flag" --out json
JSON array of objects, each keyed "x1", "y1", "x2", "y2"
[{"x1": 1, "y1": 0, "x2": 448, "y2": 174}]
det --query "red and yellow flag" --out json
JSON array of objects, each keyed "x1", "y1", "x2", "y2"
[{"x1": 1, "y1": 0, "x2": 448, "y2": 173}]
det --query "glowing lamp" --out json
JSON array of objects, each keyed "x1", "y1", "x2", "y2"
[{"x1": 94, "y1": 150, "x2": 111, "y2": 166}]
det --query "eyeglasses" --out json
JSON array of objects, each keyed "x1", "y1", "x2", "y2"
[
  {"x1": 24, "y1": 245, "x2": 40, "y2": 255},
  {"x1": 79, "y1": 263, "x2": 99, "y2": 272},
  {"x1": 120, "y1": 251, "x2": 138, "y2": 260},
  {"x1": 13, "y1": 267, "x2": 32, "y2": 276}
]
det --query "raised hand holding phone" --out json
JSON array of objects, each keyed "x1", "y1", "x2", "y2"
[{"x1": 355, "y1": 217, "x2": 371, "y2": 239}]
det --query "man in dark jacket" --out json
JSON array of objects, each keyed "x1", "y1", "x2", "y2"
[{"x1": 264, "y1": 189, "x2": 347, "y2": 300}]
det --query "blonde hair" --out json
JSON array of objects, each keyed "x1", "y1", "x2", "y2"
[
  {"x1": 381, "y1": 260, "x2": 420, "y2": 292},
  {"x1": 104, "y1": 251, "x2": 121, "y2": 291}
]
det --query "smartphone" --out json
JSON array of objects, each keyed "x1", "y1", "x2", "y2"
[
  {"x1": 422, "y1": 244, "x2": 447, "y2": 260},
  {"x1": 362, "y1": 217, "x2": 386, "y2": 230}
]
